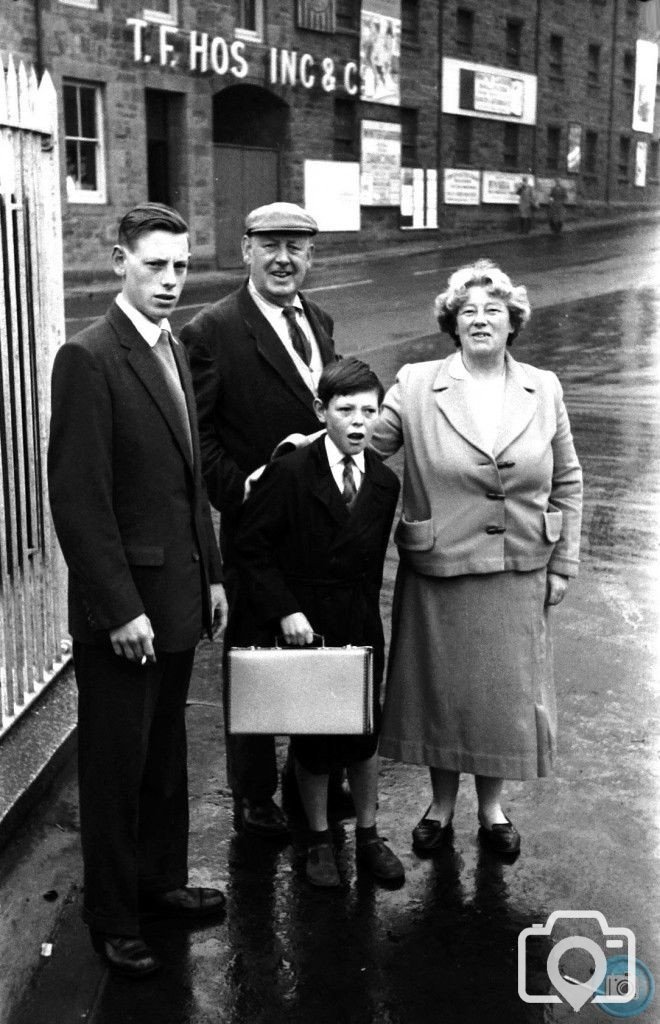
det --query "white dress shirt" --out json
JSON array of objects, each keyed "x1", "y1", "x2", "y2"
[
  {"x1": 115, "y1": 292, "x2": 172, "y2": 348},
  {"x1": 247, "y1": 279, "x2": 323, "y2": 391},
  {"x1": 324, "y1": 435, "x2": 365, "y2": 495}
]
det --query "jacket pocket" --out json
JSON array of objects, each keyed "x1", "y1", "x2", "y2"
[
  {"x1": 125, "y1": 545, "x2": 165, "y2": 567},
  {"x1": 543, "y1": 507, "x2": 563, "y2": 543},
  {"x1": 394, "y1": 515, "x2": 434, "y2": 551}
]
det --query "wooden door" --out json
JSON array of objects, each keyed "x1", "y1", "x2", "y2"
[{"x1": 213, "y1": 145, "x2": 279, "y2": 267}]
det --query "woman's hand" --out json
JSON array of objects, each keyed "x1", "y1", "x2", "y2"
[
  {"x1": 545, "y1": 572, "x2": 569, "y2": 606},
  {"x1": 280, "y1": 612, "x2": 314, "y2": 646}
]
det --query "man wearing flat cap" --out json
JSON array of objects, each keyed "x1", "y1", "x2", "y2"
[{"x1": 181, "y1": 201, "x2": 340, "y2": 839}]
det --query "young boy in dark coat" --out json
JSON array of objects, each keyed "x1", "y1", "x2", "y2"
[{"x1": 232, "y1": 358, "x2": 404, "y2": 888}]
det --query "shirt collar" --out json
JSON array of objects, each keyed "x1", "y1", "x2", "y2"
[
  {"x1": 324, "y1": 434, "x2": 366, "y2": 473},
  {"x1": 247, "y1": 278, "x2": 303, "y2": 316},
  {"x1": 115, "y1": 293, "x2": 171, "y2": 348}
]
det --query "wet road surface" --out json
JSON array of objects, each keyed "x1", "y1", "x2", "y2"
[{"x1": 6, "y1": 230, "x2": 660, "y2": 1023}]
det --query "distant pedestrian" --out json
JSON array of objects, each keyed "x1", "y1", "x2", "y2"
[
  {"x1": 233, "y1": 358, "x2": 404, "y2": 889},
  {"x1": 48, "y1": 203, "x2": 228, "y2": 978},
  {"x1": 548, "y1": 178, "x2": 568, "y2": 234},
  {"x1": 516, "y1": 177, "x2": 534, "y2": 234},
  {"x1": 371, "y1": 259, "x2": 583, "y2": 859}
]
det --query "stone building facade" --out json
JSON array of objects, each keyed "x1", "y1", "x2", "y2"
[{"x1": 1, "y1": 0, "x2": 658, "y2": 278}]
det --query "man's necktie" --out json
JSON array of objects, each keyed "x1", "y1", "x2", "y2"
[
  {"x1": 282, "y1": 305, "x2": 312, "y2": 367},
  {"x1": 341, "y1": 455, "x2": 358, "y2": 509},
  {"x1": 152, "y1": 329, "x2": 193, "y2": 463}
]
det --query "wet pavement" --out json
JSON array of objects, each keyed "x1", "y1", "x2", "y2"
[{"x1": 3, "y1": 259, "x2": 660, "y2": 1022}]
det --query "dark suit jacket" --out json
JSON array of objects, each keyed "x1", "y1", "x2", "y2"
[
  {"x1": 231, "y1": 437, "x2": 400, "y2": 685},
  {"x1": 47, "y1": 302, "x2": 222, "y2": 652},
  {"x1": 180, "y1": 282, "x2": 337, "y2": 522}
]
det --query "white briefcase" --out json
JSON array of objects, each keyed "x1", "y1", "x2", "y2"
[{"x1": 227, "y1": 642, "x2": 373, "y2": 735}]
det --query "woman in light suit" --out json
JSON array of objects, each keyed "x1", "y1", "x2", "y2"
[{"x1": 371, "y1": 259, "x2": 582, "y2": 857}]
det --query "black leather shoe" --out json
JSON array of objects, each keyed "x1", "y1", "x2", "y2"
[
  {"x1": 90, "y1": 932, "x2": 161, "y2": 978},
  {"x1": 142, "y1": 886, "x2": 226, "y2": 920},
  {"x1": 412, "y1": 806, "x2": 454, "y2": 854},
  {"x1": 478, "y1": 815, "x2": 521, "y2": 856},
  {"x1": 237, "y1": 797, "x2": 290, "y2": 838},
  {"x1": 356, "y1": 837, "x2": 405, "y2": 886}
]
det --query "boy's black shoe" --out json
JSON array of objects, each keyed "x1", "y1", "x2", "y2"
[{"x1": 356, "y1": 837, "x2": 405, "y2": 886}]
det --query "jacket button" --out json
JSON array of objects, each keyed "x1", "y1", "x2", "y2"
[
  {"x1": 486, "y1": 491, "x2": 506, "y2": 500},
  {"x1": 192, "y1": 551, "x2": 200, "y2": 562},
  {"x1": 485, "y1": 525, "x2": 506, "y2": 535}
]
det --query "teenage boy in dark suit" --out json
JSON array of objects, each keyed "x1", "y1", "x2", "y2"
[
  {"x1": 232, "y1": 358, "x2": 405, "y2": 888},
  {"x1": 48, "y1": 203, "x2": 227, "y2": 977}
]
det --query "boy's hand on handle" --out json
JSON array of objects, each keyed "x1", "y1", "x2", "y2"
[{"x1": 280, "y1": 612, "x2": 314, "y2": 646}]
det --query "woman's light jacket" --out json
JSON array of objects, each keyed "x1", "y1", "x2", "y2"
[{"x1": 370, "y1": 353, "x2": 583, "y2": 579}]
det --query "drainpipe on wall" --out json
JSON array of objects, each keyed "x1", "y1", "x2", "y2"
[
  {"x1": 605, "y1": 0, "x2": 620, "y2": 204},
  {"x1": 532, "y1": 0, "x2": 542, "y2": 175},
  {"x1": 436, "y1": 0, "x2": 444, "y2": 224}
]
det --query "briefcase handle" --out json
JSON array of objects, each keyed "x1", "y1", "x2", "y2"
[{"x1": 274, "y1": 632, "x2": 325, "y2": 649}]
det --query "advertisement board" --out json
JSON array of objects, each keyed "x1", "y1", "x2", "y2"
[
  {"x1": 304, "y1": 160, "x2": 361, "y2": 231},
  {"x1": 481, "y1": 171, "x2": 534, "y2": 205},
  {"x1": 443, "y1": 168, "x2": 481, "y2": 205},
  {"x1": 360, "y1": 120, "x2": 401, "y2": 205},
  {"x1": 632, "y1": 39, "x2": 658, "y2": 133},
  {"x1": 442, "y1": 58, "x2": 537, "y2": 125},
  {"x1": 360, "y1": 0, "x2": 401, "y2": 105}
]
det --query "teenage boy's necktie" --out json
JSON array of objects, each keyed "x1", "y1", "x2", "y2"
[
  {"x1": 282, "y1": 305, "x2": 312, "y2": 366},
  {"x1": 152, "y1": 329, "x2": 193, "y2": 462}
]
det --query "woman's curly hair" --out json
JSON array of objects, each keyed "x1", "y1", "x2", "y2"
[{"x1": 434, "y1": 259, "x2": 531, "y2": 346}]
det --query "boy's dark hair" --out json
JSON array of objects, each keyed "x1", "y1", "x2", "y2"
[
  {"x1": 317, "y1": 357, "x2": 384, "y2": 406},
  {"x1": 117, "y1": 203, "x2": 188, "y2": 250}
]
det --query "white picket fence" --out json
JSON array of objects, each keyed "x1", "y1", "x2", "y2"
[{"x1": 0, "y1": 55, "x2": 69, "y2": 738}]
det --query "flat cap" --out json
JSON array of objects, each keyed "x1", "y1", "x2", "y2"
[{"x1": 244, "y1": 202, "x2": 318, "y2": 236}]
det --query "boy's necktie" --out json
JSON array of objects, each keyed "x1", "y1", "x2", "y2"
[
  {"x1": 152, "y1": 329, "x2": 193, "y2": 462},
  {"x1": 341, "y1": 455, "x2": 358, "y2": 508},
  {"x1": 282, "y1": 305, "x2": 312, "y2": 366}
]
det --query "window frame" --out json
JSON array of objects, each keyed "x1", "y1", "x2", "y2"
[
  {"x1": 333, "y1": 98, "x2": 358, "y2": 161},
  {"x1": 401, "y1": 0, "x2": 420, "y2": 47},
  {"x1": 455, "y1": 115, "x2": 473, "y2": 165},
  {"x1": 235, "y1": 0, "x2": 265, "y2": 42},
  {"x1": 584, "y1": 129, "x2": 598, "y2": 175},
  {"x1": 58, "y1": 0, "x2": 99, "y2": 8},
  {"x1": 400, "y1": 107, "x2": 418, "y2": 167},
  {"x1": 142, "y1": 0, "x2": 178, "y2": 26},
  {"x1": 618, "y1": 135, "x2": 631, "y2": 182},
  {"x1": 622, "y1": 50, "x2": 635, "y2": 96},
  {"x1": 505, "y1": 18, "x2": 523, "y2": 69},
  {"x1": 456, "y1": 7, "x2": 474, "y2": 55},
  {"x1": 63, "y1": 81, "x2": 107, "y2": 205},
  {"x1": 503, "y1": 122, "x2": 519, "y2": 169},
  {"x1": 587, "y1": 43, "x2": 601, "y2": 88},
  {"x1": 549, "y1": 33, "x2": 564, "y2": 81},
  {"x1": 546, "y1": 124, "x2": 561, "y2": 172}
]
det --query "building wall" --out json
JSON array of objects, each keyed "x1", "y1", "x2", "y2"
[
  {"x1": 0, "y1": 1, "x2": 38, "y2": 68},
  {"x1": 440, "y1": 0, "x2": 659, "y2": 231},
  {"x1": 1, "y1": 0, "x2": 657, "y2": 278}
]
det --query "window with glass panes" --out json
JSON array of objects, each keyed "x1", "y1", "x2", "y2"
[{"x1": 64, "y1": 81, "x2": 105, "y2": 202}]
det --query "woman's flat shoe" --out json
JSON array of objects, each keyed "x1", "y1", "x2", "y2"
[
  {"x1": 412, "y1": 805, "x2": 453, "y2": 853},
  {"x1": 477, "y1": 815, "x2": 521, "y2": 856}
]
